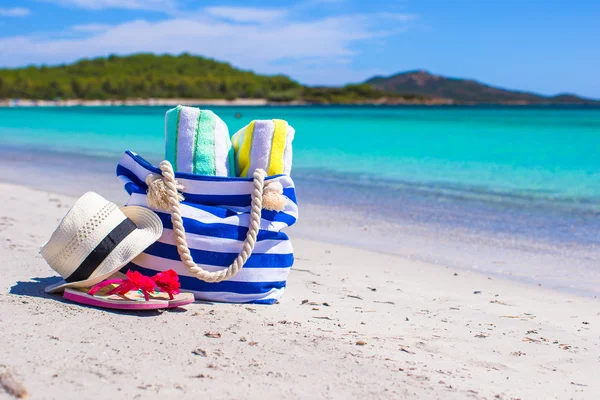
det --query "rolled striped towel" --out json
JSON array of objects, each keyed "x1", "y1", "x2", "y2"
[
  {"x1": 232, "y1": 119, "x2": 294, "y2": 178},
  {"x1": 165, "y1": 106, "x2": 234, "y2": 176}
]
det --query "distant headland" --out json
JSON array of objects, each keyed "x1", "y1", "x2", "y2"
[{"x1": 0, "y1": 54, "x2": 597, "y2": 106}]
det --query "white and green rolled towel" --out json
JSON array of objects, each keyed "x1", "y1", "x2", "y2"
[{"x1": 164, "y1": 106, "x2": 234, "y2": 176}]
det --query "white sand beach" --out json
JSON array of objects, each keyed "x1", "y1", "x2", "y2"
[
  {"x1": 0, "y1": 98, "x2": 272, "y2": 108},
  {"x1": 0, "y1": 97, "x2": 453, "y2": 108},
  {"x1": 1, "y1": 182, "x2": 599, "y2": 399}
]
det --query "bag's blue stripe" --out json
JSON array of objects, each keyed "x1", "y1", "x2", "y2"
[
  {"x1": 260, "y1": 209, "x2": 296, "y2": 225},
  {"x1": 117, "y1": 163, "x2": 298, "y2": 207},
  {"x1": 154, "y1": 211, "x2": 290, "y2": 242},
  {"x1": 124, "y1": 181, "x2": 138, "y2": 196},
  {"x1": 123, "y1": 182, "x2": 296, "y2": 226},
  {"x1": 123, "y1": 263, "x2": 287, "y2": 294},
  {"x1": 117, "y1": 164, "x2": 147, "y2": 189},
  {"x1": 248, "y1": 298, "x2": 278, "y2": 305},
  {"x1": 180, "y1": 193, "x2": 297, "y2": 224},
  {"x1": 144, "y1": 241, "x2": 293, "y2": 268},
  {"x1": 124, "y1": 150, "x2": 286, "y2": 183}
]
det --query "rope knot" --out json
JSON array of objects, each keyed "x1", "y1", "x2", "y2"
[
  {"x1": 262, "y1": 181, "x2": 287, "y2": 212},
  {"x1": 145, "y1": 173, "x2": 184, "y2": 211}
]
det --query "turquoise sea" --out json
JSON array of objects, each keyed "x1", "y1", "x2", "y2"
[
  {"x1": 1, "y1": 105, "x2": 599, "y2": 295},
  {"x1": 1, "y1": 106, "x2": 599, "y2": 203}
]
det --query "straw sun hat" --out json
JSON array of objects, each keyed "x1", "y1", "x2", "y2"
[{"x1": 41, "y1": 192, "x2": 163, "y2": 294}]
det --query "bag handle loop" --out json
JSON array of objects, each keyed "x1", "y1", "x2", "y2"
[{"x1": 147, "y1": 160, "x2": 266, "y2": 283}]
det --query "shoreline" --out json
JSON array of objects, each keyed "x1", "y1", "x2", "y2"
[
  {"x1": 0, "y1": 143, "x2": 599, "y2": 298},
  {"x1": 1, "y1": 98, "x2": 272, "y2": 107},
  {"x1": 0, "y1": 97, "x2": 454, "y2": 107},
  {"x1": 3, "y1": 98, "x2": 600, "y2": 108},
  {"x1": 1, "y1": 182, "x2": 598, "y2": 399}
]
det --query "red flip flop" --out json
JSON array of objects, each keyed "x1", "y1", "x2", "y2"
[{"x1": 64, "y1": 270, "x2": 194, "y2": 310}]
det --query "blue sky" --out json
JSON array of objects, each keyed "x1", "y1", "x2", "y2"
[{"x1": 0, "y1": 0, "x2": 598, "y2": 98}]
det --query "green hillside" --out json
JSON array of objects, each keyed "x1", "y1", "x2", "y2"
[{"x1": 0, "y1": 53, "x2": 424, "y2": 104}]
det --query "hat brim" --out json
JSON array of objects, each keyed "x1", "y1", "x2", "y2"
[{"x1": 45, "y1": 206, "x2": 163, "y2": 294}]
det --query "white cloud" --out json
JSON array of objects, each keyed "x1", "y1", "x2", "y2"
[
  {"x1": 0, "y1": 14, "x2": 375, "y2": 64},
  {"x1": 0, "y1": 7, "x2": 30, "y2": 17},
  {"x1": 0, "y1": 7, "x2": 416, "y2": 84},
  {"x1": 72, "y1": 23, "x2": 112, "y2": 32},
  {"x1": 204, "y1": 7, "x2": 287, "y2": 23},
  {"x1": 41, "y1": 0, "x2": 176, "y2": 12}
]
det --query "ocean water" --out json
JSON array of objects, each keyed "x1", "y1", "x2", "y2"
[
  {"x1": 1, "y1": 105, "x2": 599, "y2": 295},
  {"x1": 1, "y1": 106, "x2": 600, "y2": 202}
]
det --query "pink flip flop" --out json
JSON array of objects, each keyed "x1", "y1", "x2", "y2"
[
  {"x1": 63, "y1": 287, "x2": 169, "y2": 310},
  {"x1": 63, "y1": 270, "x2": 193, "y2": 310}
]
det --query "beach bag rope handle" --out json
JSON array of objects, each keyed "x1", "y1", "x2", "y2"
[{"x1": 145, "y1": 160, "x2": 274, "y2": 283}]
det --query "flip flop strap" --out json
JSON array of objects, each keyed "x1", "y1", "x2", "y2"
[
  {"x1": 87, "y1": 278, "x2": 152, "y2": 301},
  {"x1": 151, "y1": 270, "x2": 181, "y2": 300},
  {"x1": 87, "y1": 279, "x2": 125, "y2": 295},
  {"x1": 154, "y1": 282, "x2": 175, "y2": 300},
  {"x1": 106, "y1": 281, "x2": 151, "y2": 301}
]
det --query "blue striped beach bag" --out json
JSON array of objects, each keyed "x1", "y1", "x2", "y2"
[{"x1": 116, "y1": 150, "x2": 298, "y2": 304}]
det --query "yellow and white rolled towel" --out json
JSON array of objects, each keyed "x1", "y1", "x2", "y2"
[{"x1": 232, "y1": 119, "x2": 294, "y2": 177}]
